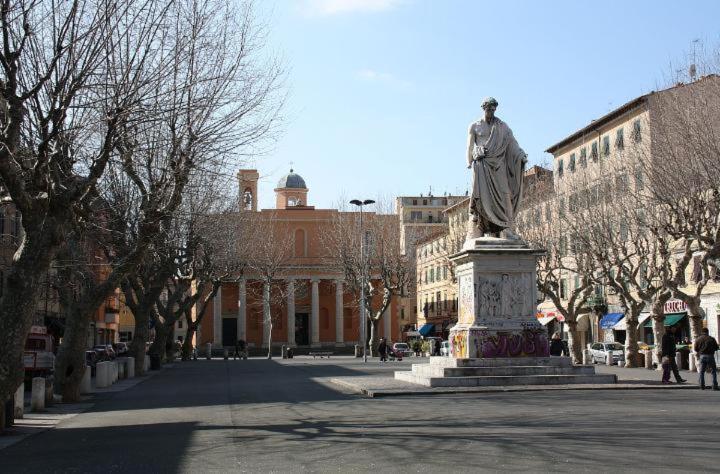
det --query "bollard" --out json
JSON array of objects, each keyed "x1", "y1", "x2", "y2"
[
  {"x1": 112, "y1": 362, "x2": 118, "y2": 383},
  {"x1": 606, "y1": 352, "x2": 614, "y2": 366},
  {"x1": 126, "y1": 357, "x2": 135, "y2": 378},
  {"x1": 206, "y1": 342, "x2": 212, "y2": 360},
  {"x1": 689, "y1": 352, "x2": 697, "y2": 372},
  {"x1": 645, "y1": 350, "x2": 653, "y2": 369},
  {"x1": 617, "y1": 360, "x2": 623, "y2": 367},
  {"x1": 582, "y1": 350, "x2": 590, "y2": 365},
  {"x1": 80, "y1": 366, "x2": 92, "y2": 394},
  {"x1": 44, "y1": 377, "x2": 54, "y2": 406},
  {"x1": 675, "y1": 352, "x2": 682, "y2": 371},
  {"x1": 223, "y1": 348, "x2": 228, "y2": 360},
  {"x1": 96, "y1": 362, "x2": 110, "y2": 388},
  {"x1": 281, "y1": 345, "x2": 287, "y2": 359},
  {"x1": 31, "y1": 377, "x2": 45, "y2": 412},
  {"x1": 118, "y1": 361, "x2": 126, "y2": 379},
  {"x1": 144, "y1": 355, "x2": 150, "y2": 372},
  {"x1": 14, "y1": 384, "x2": 24, "y2": 419}
]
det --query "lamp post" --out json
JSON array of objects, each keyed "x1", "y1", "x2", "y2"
[{"x1": 350, "y1": 199, "x2": 375, "y2": 363}]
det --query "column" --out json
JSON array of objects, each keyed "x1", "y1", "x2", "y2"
[
  {"x1": 237, "y1": 279, "x2": 246, "y2": 340},
  {"x1": 262, "y1": 281, "x2": 270, "y2": 347},
  {"x1": 287, "y1": 278, "x2": 296, "y2": 346},
  {"x1": 383, "y1": 301, "x2": 392, "y2": 341},
  {"x1": 311, "y1": 278, "x2": 320, "y2": 346},
  {"x1": 335, "y1": 279, "x2": 344, "y2": 346},
  {"x1": 213, "y1": 284, "x2": 222, "y2": 347}
]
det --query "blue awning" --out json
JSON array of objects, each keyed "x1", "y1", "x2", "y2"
[
  {"x1": 600, "y1": 313, "x2": 624, "y2": 329},
  {"x1": 418, "y1": 323, "x2": 435, "y2": 336}
]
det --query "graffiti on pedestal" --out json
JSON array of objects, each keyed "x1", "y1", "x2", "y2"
[{"x1": 478, "y1": 329, "x2": 549, "y2": 358}]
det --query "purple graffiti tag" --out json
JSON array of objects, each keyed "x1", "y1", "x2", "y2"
[{"x1": 508, "y1": 334, "x2": 523, "y2": 356}]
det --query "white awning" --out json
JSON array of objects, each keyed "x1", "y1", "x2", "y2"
[
  {"x1": 537, "y1": 316, "x2": 555, "y2": 326},
  {"x1": 615, "y1": 313, "x2": 652, "y2": 331},
  {"x1": 638, "y1": 313, "x2": 652, "y2": 325}
]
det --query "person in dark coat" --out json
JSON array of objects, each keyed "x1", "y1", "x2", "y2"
[
  {"x1": 661, "y1": 326, "x2": 686, "y2": 384},
  {"x1": 694, "y1": 328, "x2": 719, "y2": 390},
  {"x1": 549, "y1": 332, "x2": 568, "y2": 356},
  {"x1": 378, "y1": 338, "x2": 388, "y2": 363}
]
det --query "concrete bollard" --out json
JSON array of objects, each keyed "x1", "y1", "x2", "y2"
[
  {"x1": 31, "y1": 377, "x2": 45, "y2": 412},
  {"x1": 689, "y1": 352, "x2": 697, "y2": 372},
  {"x1": 606, "y1": 352, "x2": 614, "y2": 366},
  {"x1": 44, "y1": 377, "x2": 54, "y2": 406},
  {"x1": 281, "y1": 345, "x2": 287, "y2": 359},
  {"x1": 206, "y1": 343, "x2": 212, "y2": 360},
  {"x1": 582, "y1": 350, "x2": 590, "y2": 365},
  {"x1": 80, "y1": 366, "x2": 92, "y2": 394},
  {"x1": 144, "y1": 355, "x2": 150, "y2": 372},
  {"x1": 617, "y1": 360, "x2": 623, "y2": 367},
  {"x1": 14, "y1": 384, "x2": 24, "y2": 419},
  {"x1": 96, "y1": 362, "x2": 110, "y2": 388},
  {"x1": 675, "y1": 352, "x2": 682, "y2": 371},
  {"x1": 118, "y1": 360, "x2": 125, "y2": 379},
  {"x1": 126, "y1": 357, "x2": 135, "y2": 378},
  {"x1": 645, "y1": 350, "x2": 653, "y2": 369}
]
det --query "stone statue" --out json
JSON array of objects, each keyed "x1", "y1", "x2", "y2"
[{"x1": 466, "y1": 97, "x2": 527, "y2": 240}]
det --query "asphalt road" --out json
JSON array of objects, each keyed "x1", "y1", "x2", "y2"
[{"x1": 2, "y1": 356, "x2": 719, "y2": 473}]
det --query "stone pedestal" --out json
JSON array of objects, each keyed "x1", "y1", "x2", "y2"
[
  {"x1": 449, "y1": 238, "x2": 548, "y2": 359},
  {"x1": 31, "y1": 378, "x2": 45, "y2": 412},
  {"x1": 80, "y1": 367, "x2": 92, "y2": 394},
  {"x1": 126, "y1": 357, "x2": 135, "y2": 378}
]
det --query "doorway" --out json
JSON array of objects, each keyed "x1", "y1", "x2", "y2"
[
  {"x1": 222, "y1": 318, "x2": 237, "y2": 347},
  {"x1": 295, "y1": 313, "x2": 309, "y2": 346}
]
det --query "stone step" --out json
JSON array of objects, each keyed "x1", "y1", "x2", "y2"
[
  {"x1": 429, "y1": 356, "x2": 573, "y2": 368},
  {"x1": 412, "y1": 364, "x2": 596, "y2": 377},
  {"x1": 394, "y1": 371, "x2": 617, "y2": 388}
]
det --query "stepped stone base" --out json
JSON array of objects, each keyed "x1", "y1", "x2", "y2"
[{"x1": 394, "y1": 356, "x2": 617, "y2": 388}]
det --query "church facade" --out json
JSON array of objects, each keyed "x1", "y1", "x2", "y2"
[{"x1": 196, "y1": 169, "x2": 401, "y2": 350}]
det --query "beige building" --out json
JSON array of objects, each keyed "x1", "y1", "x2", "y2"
[
  {"x1": 396, "y1": 194, "x2": 466, "y2": 336},
  {"x1": 534, "y1": 74, "x2": 720, "y2": 345}
]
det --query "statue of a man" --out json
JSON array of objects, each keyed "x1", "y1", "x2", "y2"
[{"x1": 466, "y1": 97, "x2": 527, "y2": 240}]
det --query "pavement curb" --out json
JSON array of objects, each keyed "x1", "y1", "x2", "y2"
[{"x1": 328, "y1": 377, "x2": 701, "y2": 398}]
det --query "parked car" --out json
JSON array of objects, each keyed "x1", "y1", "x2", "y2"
[
  {"x1": 440, "y1": 341, "x2": 451, "y2": 357},
  {"x1": 24, "y1": 326, "x2": 55, "y2": 380},
  {"x1": 113, "y1": 342, "x2": 129, "y2": 356},
  {"x1": 93, "y1": 344, "x2": 116, "y2": 361},
  {"x1": 392, "y1": 342, "x2": 413, "y2": 357},
  {"x1": 589, "y1": 342, "x2": 625, "y2": 364}
]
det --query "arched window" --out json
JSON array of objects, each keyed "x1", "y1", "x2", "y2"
[
  {"x1": 294, "y1": 228, "x2": 306, "y2": 257},
  {"x1": 242, "y1": 187, "x2": 253, "y2": 210}
]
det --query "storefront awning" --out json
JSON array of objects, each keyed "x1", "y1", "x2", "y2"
[
  {"x1": 600, "y1": 313, "x2": 624, "y2": 329},
  {"x1": 537, "y1": 316, "x2": 555, "y2": 326},
  {"x1": 418, "y1": 323, "x2": 435, "y2": 337},
  {"x1": 643, "y1": 313, "x2": 686, "y2": 328}
]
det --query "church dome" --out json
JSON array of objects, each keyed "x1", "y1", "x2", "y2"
[{"x1": 276, "y1": 169, "x2": 307, "y2": 189}]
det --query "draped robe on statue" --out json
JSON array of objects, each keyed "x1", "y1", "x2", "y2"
[{"x1": 468, "y1": 117, "x2": 527, "y2": 234}]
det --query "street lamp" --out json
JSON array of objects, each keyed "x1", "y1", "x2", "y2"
[{"x1": 350, "y1": 199, "x2": 375, "y2": 363}]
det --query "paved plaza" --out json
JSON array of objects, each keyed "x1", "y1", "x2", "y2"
[{"x1": 1, "y1": 356, "x2": 719, "y2": 473}]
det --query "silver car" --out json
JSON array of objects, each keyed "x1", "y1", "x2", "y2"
[{"x1": 589, "y1": 342, "x2": 625, "y2": 364}]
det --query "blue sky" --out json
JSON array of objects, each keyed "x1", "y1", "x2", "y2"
[{"x1": 250, "y1": 0, "x2": 720, "y2": 210}]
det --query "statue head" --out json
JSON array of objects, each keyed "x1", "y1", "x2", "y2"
[{"x1": 482, "y1": 97, "x2": 498, "y2": 121}]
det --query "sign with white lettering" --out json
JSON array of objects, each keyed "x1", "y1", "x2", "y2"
[{"x1": 664, "y1": 299, "x2": 687, "y2": 314}]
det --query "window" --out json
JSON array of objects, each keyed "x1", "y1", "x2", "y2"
[
  {"x1": 691, "y1": 255, "x2": 702, "y2": 283},
  {"x1": 400, "y1": 308, "x2": 405, "y2": 320},
  {"x1": 676, "y1": 258, "x2": 687, "y2": 287},
  {"x1": 410, "y1": 211, "x2": 422, "y2": 221},
  {"x1": 178, "y1": 319, "x2": 183, "y2": 329},
  {"x1": 436, "y1": 291, "x2": 441, "y2": 314},
  {"x1": 443, "y1": 266, "x2": 448, "y2": 280},
  {"x1": 579, "y1": 148, "x2": 587, "y2": 168},
  {"x1": 429, "y1": 268, "x2": 434, "y2": 283},
  {"x1": 615, "y1": 128, "x2": 624, "y2": 150},
  {"x1": 559, "y1": 236, "x2": 567, "y2": 256},
  {"x1": 557, "y1": 159, "x2": 564, "y2": 177},
  {"x1": 591, "y1": 142, "x2": 599, "y2": 161},
  {"x1": 574, "y1": 274, "x2": 580, "y2": 291},
  {"x1": 568, "y1": 153, "x2": 576, "y2": 173},
  {"x1": 423, "y1": 199, "x2": 427, "y2": 205},
  {"x1": 602, "y1": 136, "x2": 610, "y2": 157},
  {"x1": 412, "y1": 199, "x2": 417, "y2": 205},
  {"x1": 558, "y1": 197, "x2": 565, "y2": 218},
  {"x1": 632, "y1": 119, "x2": 642, "y2": 143},
  {"x1": 634, "y1": 168, "x2": 644, "y2": 191}
]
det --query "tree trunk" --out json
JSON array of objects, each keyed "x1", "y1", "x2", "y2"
[
  {"x1": 624, "y1": 313, "x2": 640, "y2": 368},
  {"x1": 55, "y1": 307, "x2": 92, "y2": 402},
  {"x1": 650, "y1": 294, "x2": 670, "y2": 363},
  {"x1": 267, "y1": 320, "x2": 273, "y2": 359},
  {"x1": 130, "y1": 310, "x2": 150, "y2": 376},
  {"x1": 566, "y1": 320, "x2": 583, "y2": 364},
  {"x1": 0, "y1": 225, "x2": 63, "y2": 425},
  {"x1": 182, "y1": 324, "x2": 196, "y2": 360},
  {"x1": 369, "y1": 318, "x2": 378, "y2": 357},
  {"x1": 686, "y1": 296, "x2": 704, "y2": 342},
  {"x1": 150, "y1": 324, "x2": 170, "y2": 370}
]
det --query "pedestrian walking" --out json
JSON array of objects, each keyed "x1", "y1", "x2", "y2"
[
  {"x1": 233, "y1": 339, "x2": 247, "y2": 360},
  {"x1": 549, "y1": 332, "x2": 568, "y2": 356},
  {"x1": 378, "y1": 337, "x2": 388, "y2": 363},
  {"x1": 693, "y1": 328, "x2": 719, "y2": 390},
  {"x1": 661, "y1": 326, "x2": 686, "y2": 384}
]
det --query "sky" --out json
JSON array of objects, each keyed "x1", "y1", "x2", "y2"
[{"x1": 248, "y1": 0, "x2": 720, "y2": 211}]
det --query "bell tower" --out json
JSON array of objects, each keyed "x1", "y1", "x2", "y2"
[{"x1": 237, "y1": 169, "x2": 260, "y2": 211}]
